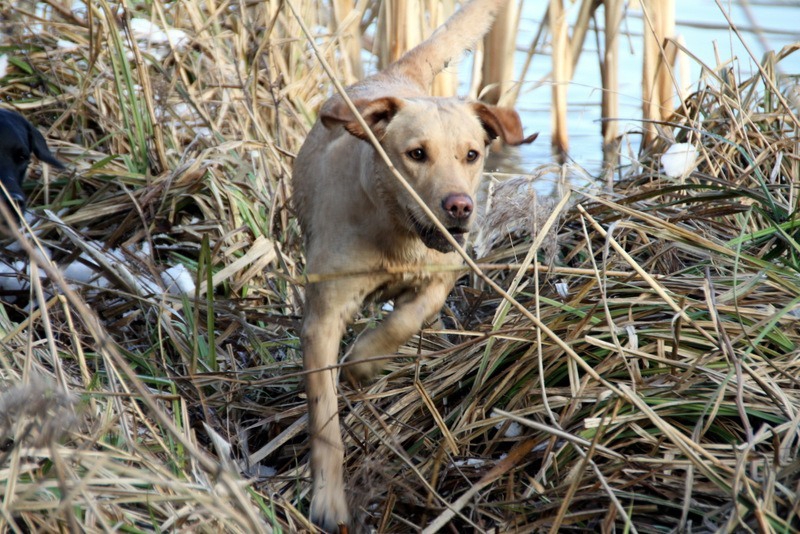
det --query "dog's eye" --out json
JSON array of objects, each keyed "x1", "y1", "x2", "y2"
[
  {"x1": 14, "y1": 150, "x2": 29, "y2": 164},
  {"x1": 466, "y1": 149, "x2": 480, "y2": 163},
  {"x1": 407, "y1": 148, "x2": 427, "y2": 162}
]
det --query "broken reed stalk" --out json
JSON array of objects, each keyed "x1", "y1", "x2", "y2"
[
  {"x1": 641, "y1": 0, "x2": 677, "y2": 144},
  {"x1": 428, "y1": 0, "x2": 458, "y2": 96},
  {"x1": 376, "y1": 0, "x2": 457, "y2": 96},
  {"x1": 331, "y1": 0, "x2": 364, "y2": 82},
  {"x1": 658, "y1": 0, "x2": 677, "y2": 113},
  {"x1": 569, "y1": 0, "x2": 598, "y2": 73},
  {"x1": 549, "y1": 0, "x2": 570, "y2": 159},
  {"x1": 602, "y1": 0, "x2": 623, "y2": 162},
  {"x1": 480, "y1": 0, "x2": 519, "y2": 105},
  {"x1": 376, "y1": 0, "x2": 417, "y2": 67}
]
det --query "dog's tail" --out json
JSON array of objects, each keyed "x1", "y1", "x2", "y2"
[{"x1": 386, "y1": 0, "x2": 510, "y2": 91}]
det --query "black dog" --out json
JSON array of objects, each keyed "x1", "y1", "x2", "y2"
[{"x1": 0, "y1": 108, "x2": 64, "y2": 222}]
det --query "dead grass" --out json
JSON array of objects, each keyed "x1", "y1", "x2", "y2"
[{"x1": 0, "y1": 1, "x2": 798, "y2": 533}]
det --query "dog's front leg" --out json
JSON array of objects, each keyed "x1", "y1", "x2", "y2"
[
  {"x1": 302, "y1": 282, "x2": 362, "y2": 531},
  {"x1": 345, "y1": 277, "x2": 453, "y2": 383}
]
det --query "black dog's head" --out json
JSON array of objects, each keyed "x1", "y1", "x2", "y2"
[{"x1": 0, "y1": 108, "x2": 64, "y2": 223}]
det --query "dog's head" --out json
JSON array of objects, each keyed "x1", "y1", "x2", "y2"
[
  {"x1": 321, "y1": 96, "x2": 537, "y2": 253},
  {"x1": 0, "y1": 109, "x2": 64, "y2": 223}
]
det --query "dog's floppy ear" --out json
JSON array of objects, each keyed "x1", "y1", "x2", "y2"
[
  {"x1": 471, "y1": 103, "x2": 538, "y2": 146},
  {"x1": 320, "y1": 96, "x2": 404, "y2": 141},
  {"x1": 27, "y1": 123, "x2": 65, "y2": 169}
]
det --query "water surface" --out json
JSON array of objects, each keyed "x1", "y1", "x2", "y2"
[{"x1": 507, "y1": 0, "x2": 800, "y2": 185}]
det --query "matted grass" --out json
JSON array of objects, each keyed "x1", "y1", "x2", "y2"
[{"x1": 0, "y1": 1, "x2": 798, "y2": 533}]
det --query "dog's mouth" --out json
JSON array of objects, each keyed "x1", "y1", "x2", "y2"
[{"x1": 411, "y1": 216, "x2": 469, "y2": 253}]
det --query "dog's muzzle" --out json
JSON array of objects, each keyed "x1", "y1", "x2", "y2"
[{"x1": 412, "y1": 216, "x2": 470, "y2": 253}]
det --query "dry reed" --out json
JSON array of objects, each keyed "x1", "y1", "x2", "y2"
[{"x1": 0, "y1": 1, "x2": 797, "y2": 533}]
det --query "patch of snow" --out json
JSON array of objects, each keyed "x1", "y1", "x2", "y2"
[
  {"x1": 57, "y1": 40, "x2": 80, "y2": 52},
  {"x1": 61, "y1": 258, "x2": 98, "y2": 284},
  {"x1": 452, "y1": 458, "x2": 486, "y2": 468},
  {"x1": 0, "y1": 261, "x2": 31, "y2": 292},
  {"x1": 555, "y1": 281, "x2": 569, "y2": 299},
  {"x1": 161, "y1": 264, "x2": 195, "y2": 295},
  {"x1": 494, "y1": 420, "x2": 523, "y2": 438},
  {"x1": 129, "y1": 19, "x2": 160, "y2": 41},
  {"x1": 246, "y1": 464, "x2": 277, "y2": 478},
  {"x1": 661, "y1": 143, "x2": 698, "y2": 179},
  {"x1": 128, "y1": 18, "x2": 190, "y2": 62},
  {"x1": 70, "y1": 1, "x2": 87, "y2": 18},
  {"x1": 132, "y1": 273, "x2": 161, "y2": 296},
  {"x1": 136, "y1": 241, "x2": 151, "y2": 258}
]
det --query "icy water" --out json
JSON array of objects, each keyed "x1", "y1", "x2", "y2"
[{"x1": 504, "y1": 0, "x2": 800, "y2": 186}]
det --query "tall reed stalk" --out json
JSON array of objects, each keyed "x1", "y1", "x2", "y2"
[
  {"x1": 376, "y1": 0, "x2": 457, "y2": 96},
  {"x1": 480, "y1": 0, "x2": 520, "y2": 105},
  {"x1": 549, "y1": 0, "x2": 571, "y2": 159},
  {"x1": 602, "y1": 0, "x2": 623, "y2": 164},
  {"x1": 641, "y1": 0, "x2": 677, "y2": 143},
  {"x1": 331, "y1": 0, "x2": 365, "y2": 82}
]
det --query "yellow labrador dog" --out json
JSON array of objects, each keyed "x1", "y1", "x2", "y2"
[{"x1": 292, "y1": 0, "x2": 535, "y2": 529}]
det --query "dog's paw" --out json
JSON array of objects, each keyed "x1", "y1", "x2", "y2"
[
  {"x1": 310, "y1": 484, "x2": 350, "y2": 533},
  {"x1": 344, "y1": 358, "x2": 384, "y2": 386}
]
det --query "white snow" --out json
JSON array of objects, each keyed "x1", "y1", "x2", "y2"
[
  {"x1": 128, "y1": 18, "x2": 190, "y2": 61},
  {"x1": 494, "y1": 420, "x2": 523, "y2": 438},
  {"x1": 161, "y1": 264, "x2": 196, "y2": 295},
  {"x1": 70, "y1": 0, "x2": 87, "y2": 18},
  {"x1": 452, "y1": 458, "x2": 486, "y2": 468},
  {"x1": 0, "y1": 261, "x2": 32, "y2": 292},
  {"x1": 661, "y1": 143, "x2": 699, "y2": 179},
  {"x1": 1, "y1": 243, "x2": 194, "y2": 298},
  {"x1": 57, "y1": 40, "x2": 80, "y2": 52},
  {"x1": 555, "y1": 281, "x2": 569, "y2": 299},
  {"x1": 61, "y1": 255, "x2": 99, "y2": 284}
]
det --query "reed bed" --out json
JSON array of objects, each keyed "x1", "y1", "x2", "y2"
[{"x1": 0, "y1": 1, "x2": 798, "y2": 533}]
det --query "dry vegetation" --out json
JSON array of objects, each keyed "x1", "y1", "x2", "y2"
[{"x1": 0, "y1": 1, "x2": 799, "y2": 533}]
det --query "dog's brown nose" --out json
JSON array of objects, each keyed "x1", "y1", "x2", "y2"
[{"x1": 442, "y1": 193, "x2": 473, "y2": 220}]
